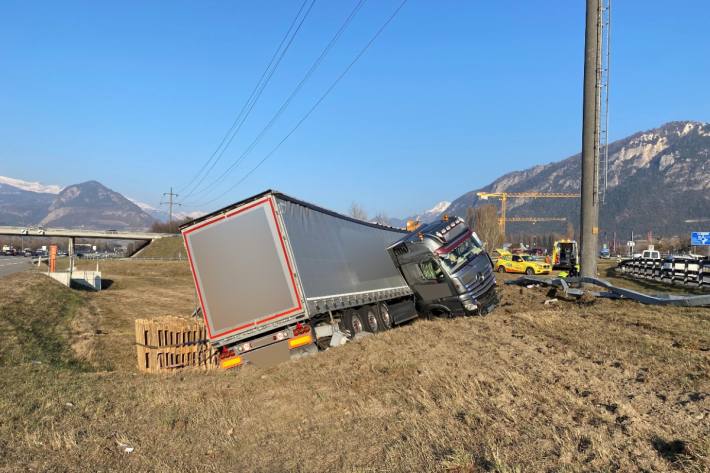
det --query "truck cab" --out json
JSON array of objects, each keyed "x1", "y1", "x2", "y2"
[
  {"x1": 639, "y1": 249, "x2": 661, "y2": 260},
  {"x1": 387, "y1": 216, "x2": 498, "y2": 317}
]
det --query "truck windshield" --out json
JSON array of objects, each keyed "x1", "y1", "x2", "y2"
[{"x1": 439, "y1": 235, "x2": 484, "y2": 272}]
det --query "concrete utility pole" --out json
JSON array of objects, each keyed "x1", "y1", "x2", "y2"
[
  {"x1": 161, "y1": 187, "x2": 181, "y2": 225},
  {"x1": 580, "y1": 0, "x2": 601, "y2": 279}
]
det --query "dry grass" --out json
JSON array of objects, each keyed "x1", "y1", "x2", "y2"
[
  {"x1": 135, "y1": 236, "x2": 187, "y2": 259},
  {"x1": 0, "y1": 260, "x2": 708, "y2": 472}
]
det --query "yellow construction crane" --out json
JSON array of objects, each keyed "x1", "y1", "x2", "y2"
[{"x1": 476, "y1": 192, "x2": 580, "y2": 236}]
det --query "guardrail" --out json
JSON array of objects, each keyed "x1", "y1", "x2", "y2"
[{"x1": 616, "y1": 256, "x2": 710, "y2": 290}]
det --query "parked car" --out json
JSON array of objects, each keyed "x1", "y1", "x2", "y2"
[{"x1": 494, "y1": 249, "x2": 551, "y2": 275}]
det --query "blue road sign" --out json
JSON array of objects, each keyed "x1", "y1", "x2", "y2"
[{"x1": 691, "y1": 232, "x2": 710, "y2": 246}]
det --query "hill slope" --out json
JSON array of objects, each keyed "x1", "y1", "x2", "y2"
[
  {"x1": 0, "y1": 183, "x2": 55, "y2": 225},
  {"x1": 40, "y1": 181, "x2": 155, "y2": 230},
  {"x1": 445, "y1": 121, "x2": 710, "y2": 237},
  {"x1": 0, "y1": 180, "x2": 156, "y2": 230}
]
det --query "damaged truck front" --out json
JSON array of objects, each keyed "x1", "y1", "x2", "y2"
[{"x1": 180, "y1": 191, "x2": 497, "y2": 369}]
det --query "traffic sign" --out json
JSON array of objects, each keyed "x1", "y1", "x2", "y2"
[
  {"x1": 626, "y1": 241, "x2": 635, "y2": 247},
  {"x1": 691, "y1": 231, "x2": 710, "y2": 246}
]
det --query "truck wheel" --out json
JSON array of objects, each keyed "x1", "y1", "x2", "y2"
[
  {"x1": 343, "y1": 310, "x2": 364, "y2": 336},
  {"x1": 497, "y1": 266, "x2": 506, "y2": 273},
  {"x1": 376, "y1": 303, "x2": 393, "y2": 330},
  {"x1": 525, "y1": 267, "x2": 535, "y2": 275},
  {"x1": 359, "y1": 306, "x2": 379, "y2": 333}
]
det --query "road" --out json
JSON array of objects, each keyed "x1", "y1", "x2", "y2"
[{"x1": 0, "y1": 256, "x2": 31, "y2": 278}]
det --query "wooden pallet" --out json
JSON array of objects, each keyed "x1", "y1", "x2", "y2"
[{"x1": 135, "y1": 316, "x2": 218, "y2": 373}]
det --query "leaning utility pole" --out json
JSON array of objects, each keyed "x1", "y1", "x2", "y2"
[
  {"x1": 161, "y1": 187, "x2": 181, "y2": 225},
  {"x1": 580, "y1": 0, "x2": 601, "y2": 279}
]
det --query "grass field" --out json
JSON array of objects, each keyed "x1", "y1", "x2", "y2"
[
  {"x1": 0, "y1": 260, "x2": 708, "y2": 472},
  {"x1": 135, "y1": 236, "x2": 186, "y2": 259}
]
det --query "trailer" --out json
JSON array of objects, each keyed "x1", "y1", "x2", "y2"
[{"x1": 181, "y1": 190, "x2": 497, "y2": 369}]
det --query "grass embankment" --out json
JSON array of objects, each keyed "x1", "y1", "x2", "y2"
[
  {"x1": 0, "y1": 261, "x2": 708, "y2": 472},
  {"x1": 0, "y1": 273, "x2": 92, "y2": 370},
  {"x1": 134, "y1": 236, "x2": 186, "y2": 259}
]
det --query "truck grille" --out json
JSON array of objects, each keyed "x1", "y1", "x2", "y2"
[{"x1": 463, "y1": 263, "x2": 495, "y2": 299}]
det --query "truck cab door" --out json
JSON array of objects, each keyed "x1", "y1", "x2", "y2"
[{"x1": 413, "y1": 258, "x2": 453, "y2": 302}]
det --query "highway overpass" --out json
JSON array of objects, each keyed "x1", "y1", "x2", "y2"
[{"x1": 0, "y1": 226, "x2": 171, "y2": 241}]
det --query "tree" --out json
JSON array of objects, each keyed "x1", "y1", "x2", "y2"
[
  {"x1": 466, "y1": 205, "x2": 503, "y2": 250},
  {"x1": 373, "y1": 212, "x2": 390, "y2": 226},
  {"x1": 349, "y1": 202, "x2": 368, "y2": 221},
  {"x1": 565, "y1": 221, "x2": 575, "y2": 240},
  {"x1": 150, "y1": 217, "x2": 192, "y2": 234}
]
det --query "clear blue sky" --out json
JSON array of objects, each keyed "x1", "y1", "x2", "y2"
[{"x1": 1, "y1": 1, "x2": 708, "y2": 218}]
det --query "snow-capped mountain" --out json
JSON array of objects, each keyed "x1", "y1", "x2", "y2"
[
  {"x1": 0, "y1": 175, "x2": 63, "y2": 194},
  {"x1": 0, "y1": 179, "x2": 155, "y2": 229},
  {"x1": 420, "y1": 201, "x2": 451, "y2": 222},
  {"x1": 128, "y1": 198, "x2": 204, "y2": 222},
  {"x1": 389, "y1": 201, "x2": 451, "y2": 228}
]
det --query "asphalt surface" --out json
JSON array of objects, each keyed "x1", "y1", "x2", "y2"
[{"x1": 0, "y1": 256, "x2": 32, "y2": 278}]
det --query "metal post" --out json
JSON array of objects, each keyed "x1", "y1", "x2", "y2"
[
  {"x1": 168, "y1": 187, "x2": 173, "y2": 224},
  {"x1": 580, "y1": 0, "x2": 601, "y2": 279},
  {"x1": 68, "y1": 237, "x2": 75, "y2": 275},
  {"x1": 161, "y1": 187, "x2": 181, "y2": 226}
]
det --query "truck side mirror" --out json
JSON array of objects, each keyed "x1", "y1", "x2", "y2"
[{"x1": 471, "y1": 232, "x2": 483, "y2": 247}]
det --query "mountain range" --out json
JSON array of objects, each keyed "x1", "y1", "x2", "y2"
[
  {"x1": 1, "y1": 120, "x2": 707, "y2": 236},
  {"x1": 442, "y1": 120, "x2": 709, "y2": 238},
  {"x1": 0, "y1": 180, "x2": 156, "y2": 230},
  {"x1": 388, "y1": 201, "x2": 451, "y2": 228}
]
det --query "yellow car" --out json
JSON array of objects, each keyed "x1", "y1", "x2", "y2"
[{"x1": 495, "y1": 250, "x2": 551, "y2": 275}]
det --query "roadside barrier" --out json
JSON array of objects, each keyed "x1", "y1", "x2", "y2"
[
  {"x1": 134, "y1": 316, "x2": 218, "y2": 373},
  {"x1": 616, "y1": 256, "x2": 710, "y2": 290}
]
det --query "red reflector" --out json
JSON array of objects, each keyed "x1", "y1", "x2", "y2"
[{"x1": 293, "y1": 323, "x2": 311, "y2": 336}]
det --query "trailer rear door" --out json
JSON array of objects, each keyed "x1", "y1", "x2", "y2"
[{"x1": 182, "y1": 197, "x2": 303, "y2": 342}]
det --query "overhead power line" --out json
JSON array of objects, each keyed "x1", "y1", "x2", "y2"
[
  {"x1": 190, "y1": 0, "x2": 409, "y2": 208},
  {"x1": 183, "y1": 0, "x2": 369, "y2": 203},
  {"x1": 177, "y1": 0, "x2": 315, "y2": 198}
]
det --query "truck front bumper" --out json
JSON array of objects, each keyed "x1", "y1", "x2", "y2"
[{"x1": 459, "y1": 282, "x2": 499, "y2": 315}]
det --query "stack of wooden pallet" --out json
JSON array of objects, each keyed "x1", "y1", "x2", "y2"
[{"x1": 135, "y1": 316, "x2": 218, "y2": 373}]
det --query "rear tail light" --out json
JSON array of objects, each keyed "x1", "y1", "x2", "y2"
[
  {"x1": 293, "y1": 323, "x2": 311, "y2": 336},
  {"x1": 273, "y1": 331, "x2": 287, "y2": 341},
  {"x1": 288, "y1": 334, "x2": 313, "y2": 349}
]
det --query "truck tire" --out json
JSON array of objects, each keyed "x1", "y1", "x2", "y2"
[
  {"x1": 359, "y1": 306, "x2": 380, "y2": 333},
  {"x1": 376, "y1": 303, "x2": 393, "y2": 330},
  {"x1": 497, "y1": 266, "x2": 506, "y2": 273},
  {"x1": 525, "y1": 267, "x2": 535, "y2": 275},
  {"x1": 343, "y1": 310, "x2": 364, "y2": 337}
]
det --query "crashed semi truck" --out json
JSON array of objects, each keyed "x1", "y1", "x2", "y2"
[{"x1": 180, "y1": 191, "x2": 498, "y2": 369}]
